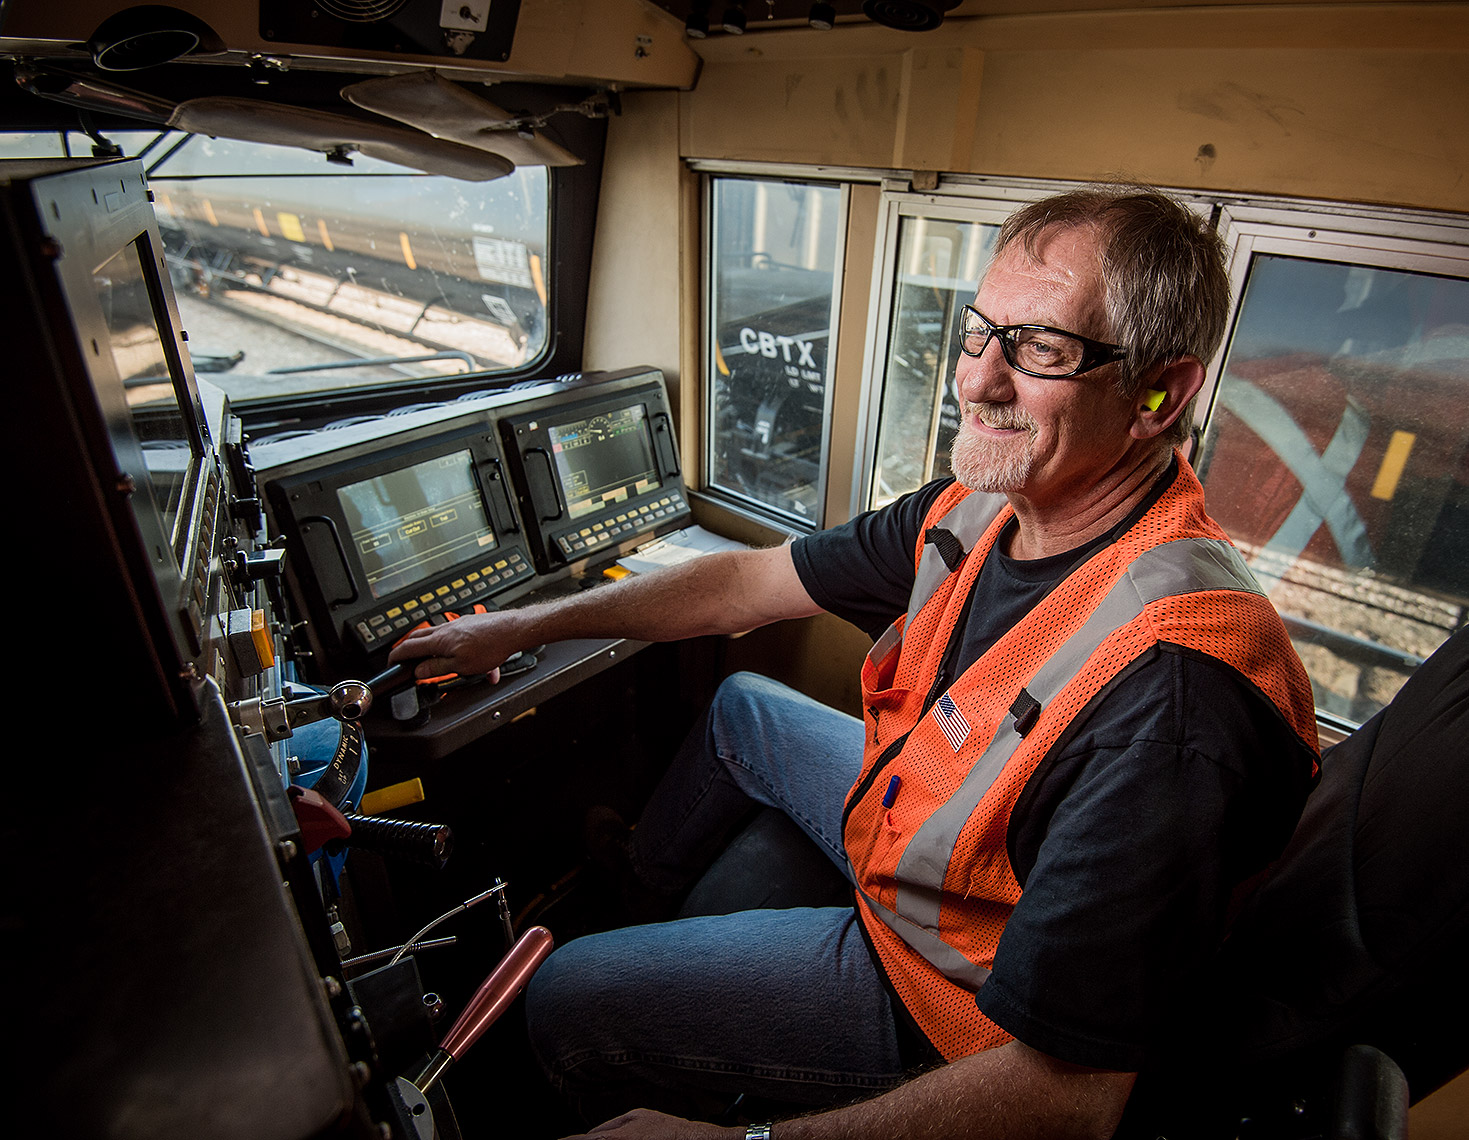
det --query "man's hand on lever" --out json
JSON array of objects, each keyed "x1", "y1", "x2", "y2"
[{"x1": 388, "y1": 609, "x2": 522, "y2": 682}]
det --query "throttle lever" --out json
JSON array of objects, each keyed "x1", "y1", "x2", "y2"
[
  {"x1": 365, "y1": 660, "x2": 420, "y2": 697},
  {"x1": 408, "y1": 925, "x2": 554, "y2": 1094}
]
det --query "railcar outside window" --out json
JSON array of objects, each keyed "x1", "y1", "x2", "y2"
[{"x1": 704, "y1": 176, "x2": 844, "y2": 530}]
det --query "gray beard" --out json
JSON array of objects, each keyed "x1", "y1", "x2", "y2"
[{"x1": 950, "y1": 411, "x2": 1034, "y2": 492}]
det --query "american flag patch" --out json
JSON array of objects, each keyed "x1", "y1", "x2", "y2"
[{"x1": 931, "y1": 692, "x2": 971, "y2": 751}]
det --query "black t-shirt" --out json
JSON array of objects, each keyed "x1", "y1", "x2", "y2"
[{"x1": 790, "y1": 470, "x2": 1314, "y2": 1071}]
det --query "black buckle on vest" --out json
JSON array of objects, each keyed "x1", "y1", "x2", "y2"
[
  {"x1": 1009, "y1": 688, "x2": 1041, "y2": 736},
  {"x1": 923, "y1": 526, "x2": 966, "y2": 572}
]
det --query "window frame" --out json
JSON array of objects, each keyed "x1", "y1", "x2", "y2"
[
  {"x1": 699, "y1": 171, "x2": 852, "y2": 532},
  {"x1": 854, "y1": 186, "x2": 1026, "y2": 515},
  {"x1": 1197, "y1": 203, "x2": 1469, "y2": 731},
  {"x1": 1196, "y1": 204, "x2": 1469, "y2": 451}
]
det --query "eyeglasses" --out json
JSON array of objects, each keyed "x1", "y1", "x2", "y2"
[{"x1": 959, "y1": 305, "x2": 1126, "y2": 378}]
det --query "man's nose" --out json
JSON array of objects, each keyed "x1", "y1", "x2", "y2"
[{"x1": 955, "y1": 333, "x2": 1013, "y2": 403}]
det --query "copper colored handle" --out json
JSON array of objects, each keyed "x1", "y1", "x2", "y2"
[{"x1": 439, "y1": 925, "x2": 554, "y2": 1059}]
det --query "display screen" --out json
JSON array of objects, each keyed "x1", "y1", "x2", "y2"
[
  {"x1": 338, "y1": 449, "x2": 498, "y2": 600},
  {"x1": 549, "y1": 404, "x2": 662, "y2": 520},
  {"x1": 94, "y1": 238, "x2": 192, "y2": 561}
]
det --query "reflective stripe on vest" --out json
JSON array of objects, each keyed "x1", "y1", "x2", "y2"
[
  {"x1": 865, "y1": 489, "x2": 1004, "y2": 684},
  {"x1": 908, "y1": 491, "x2": 1008, "y2": 630}
]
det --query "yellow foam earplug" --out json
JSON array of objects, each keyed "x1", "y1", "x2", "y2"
[{"x1": 1142, "y1": 389, "x2": 1167, "y2": 412}]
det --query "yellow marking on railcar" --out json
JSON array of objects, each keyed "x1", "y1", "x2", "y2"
[
  {"x1": 277, "y1": 212, "x2": 306, "y2": 243},
  {"x1": 530, "y1": 252, "x2": 546, "y2": 304},
  {"x1": 400, "y1": 232, "x2": 417, "y2": 270},
  {"x1": 252, "y1": 208, "x2": 270, "y2": 237},
  {"x1": 1371, "y1": 430, "x2": 1416, "y2": 500},
  {"x1": 317, "y1": 219, "x2": 334, "y2": 251}
]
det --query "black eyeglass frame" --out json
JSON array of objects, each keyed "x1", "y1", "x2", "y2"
[{"x1": 959, "y1": 304, "x2": 1127, "y2": 378}]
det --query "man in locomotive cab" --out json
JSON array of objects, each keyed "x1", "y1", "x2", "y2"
[{"x1": 389, "y1": 185, "x2": 1320, "y2": 1139}]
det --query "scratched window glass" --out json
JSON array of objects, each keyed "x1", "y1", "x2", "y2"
[
  {"x1": 1197, "y1": 254, "x2": 1468, "y2": 724},
  {"x1": 147, "y1": 135, "x2": 550, "y2": 402},
  {"x1": 868, "y1": 214, "x2": 1000, "y2": 508},
  {"x1": 706, "y1": 177, "x2": 842, "y2": 529}
]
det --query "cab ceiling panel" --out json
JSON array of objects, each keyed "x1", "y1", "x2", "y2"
[{"x1": 0, "y1": 0, "x2": 701, "y2": 88}]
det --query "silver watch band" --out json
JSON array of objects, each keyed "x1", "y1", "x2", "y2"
[{"x1": 744, "y1": 1124, "x2": 773, "y2": 1140}]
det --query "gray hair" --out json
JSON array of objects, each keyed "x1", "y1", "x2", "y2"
[{"x1": 995, "y1": 185, "x2": 1230, "y2": 446}]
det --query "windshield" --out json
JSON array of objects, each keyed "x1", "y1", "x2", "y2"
[{"x1": 2, "y1": 129, "x2": 550, "y2": 401}]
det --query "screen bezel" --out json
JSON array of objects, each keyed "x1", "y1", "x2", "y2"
[
  {"x1": 498, "y1": 375, "x2": 687, "y2": 573},
  {"x1": 266, "y1": 418, "x2": 533, "y2": 672}
]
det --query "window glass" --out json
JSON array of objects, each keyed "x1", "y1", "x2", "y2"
[
  {"x1": 869, "y1": 215, "x2": 999, "y2": 507},
  {"x1": 0, "y1": 129, "x2": 176, "y2": 161},
  {"x1": 0, "y1": 131, "x2": 65, "y2": 158},
  {"x1": 2, "y1": 129, "x2": 551, "y2": 402},
  {"x1": 1198, "y1": 252, "x2": 1468, "y2": 724},
  {"x1": 707, "y1": 177, "x2": 842, "y2": 528},
  {"x1": 148, "y1": 136, "x2": 549, "y2": 400}
]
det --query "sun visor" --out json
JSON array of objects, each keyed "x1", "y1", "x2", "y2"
[
  {"x1": 342, "y1": 71, "x2": 582, "y2": 168},
  {"x1": 167, "y1": 96, "x2": 514, "y2": 181}
]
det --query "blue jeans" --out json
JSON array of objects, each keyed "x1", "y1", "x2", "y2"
[{"x1": 524, "y1": 673, "x2": 909, "y2": 1121}]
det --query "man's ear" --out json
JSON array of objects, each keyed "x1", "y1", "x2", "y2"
[{"x1": 1130, "y1": 356, "x2": 1206, "y2": 440}]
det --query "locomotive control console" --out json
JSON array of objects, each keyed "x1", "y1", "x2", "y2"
[{"x1": 7, "y1": 157, "x2": 545, "y2": 1140}]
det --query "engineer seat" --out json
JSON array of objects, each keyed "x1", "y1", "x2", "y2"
[{"x1": 1123, "y1": 626, "x2": 1469, "y2": 1138}]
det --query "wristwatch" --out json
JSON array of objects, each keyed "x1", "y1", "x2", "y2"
[{"x1": 744, "y1": 1124, "x2": 773, "y2": 1140}]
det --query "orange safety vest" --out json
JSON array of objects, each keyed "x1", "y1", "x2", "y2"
[{"x1": 845, "y1": 457, "x2": 1319, "y2": 1062}]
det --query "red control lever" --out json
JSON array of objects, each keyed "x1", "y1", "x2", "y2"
[{"x1": 409, "y1": 925, "x2": 555, "y2": 1093}]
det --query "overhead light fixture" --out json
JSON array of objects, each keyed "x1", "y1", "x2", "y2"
[
  {"x1": 862, "y1": 0, "x2": 946, "y2": 32},
  {"x1": 685, "y1": 0, "x2": 711, "y2": 38},
  {"x1": 809, "y1": 2, "x2": 836, "y2": 30},
  {"x1": 721, "y1": 3, "x2": 747, "y2": 35}
]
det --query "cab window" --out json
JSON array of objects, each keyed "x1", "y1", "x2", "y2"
[
  {"x1": 3, "y1": 128, "x2": 550, "y2": 402},
  {"x1": 864, "y1": 203, "x2": 1004, "y2": 507},
  {"x1": 1197, "y1": 231, "x2": 1468, "y2": 727},
  {"x1": 705, "y1": 175, "x2": 844, "y2": 530}
]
